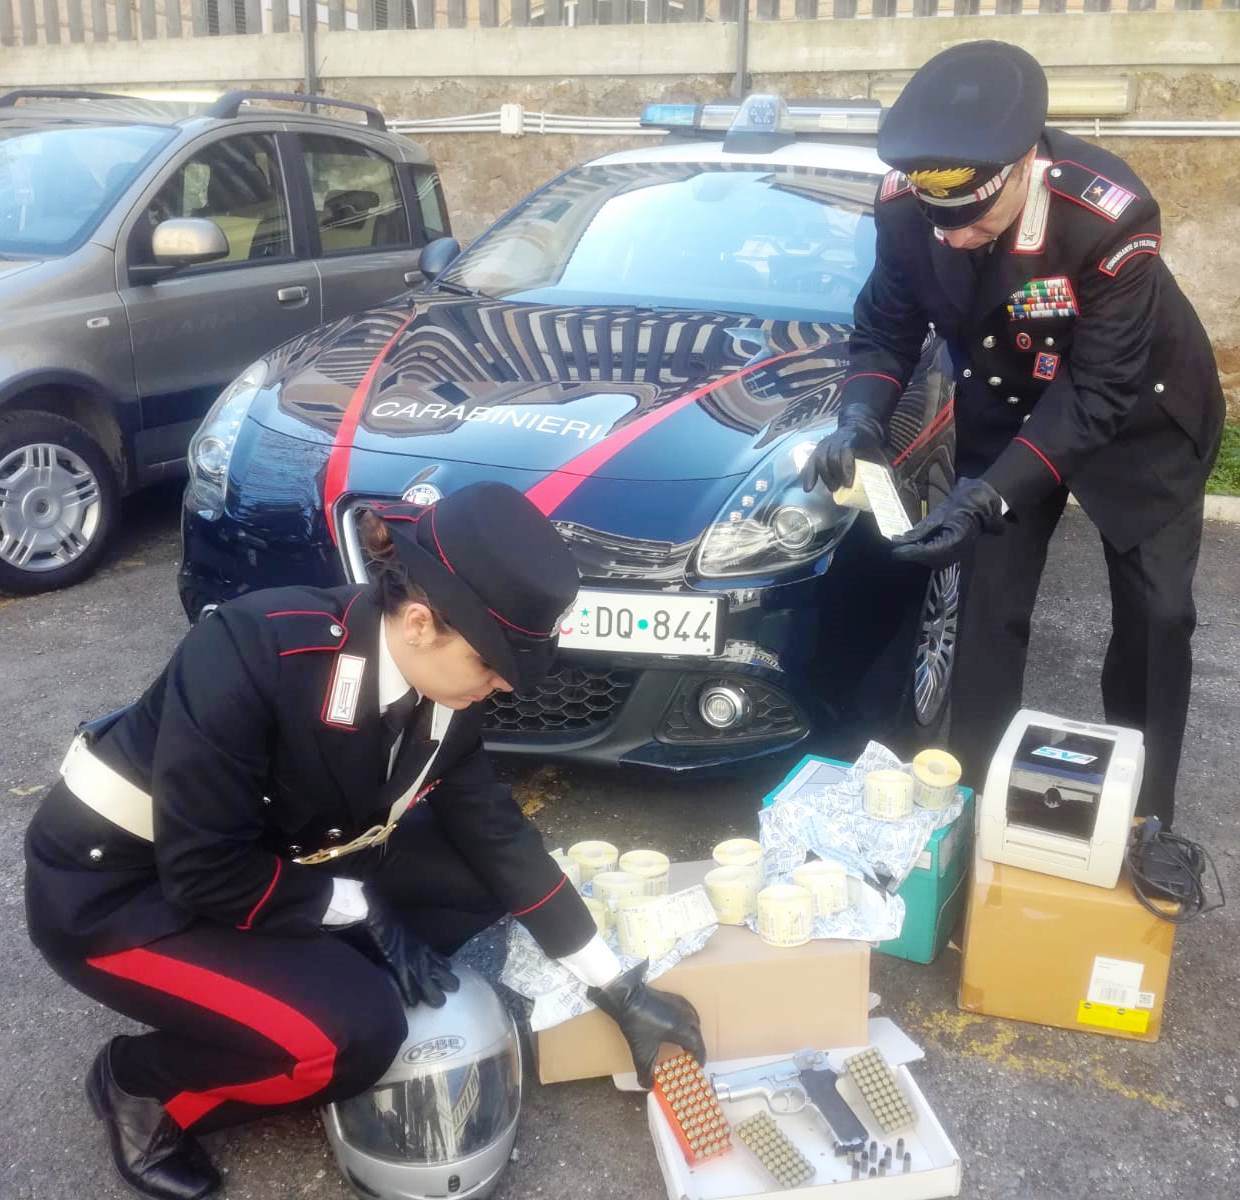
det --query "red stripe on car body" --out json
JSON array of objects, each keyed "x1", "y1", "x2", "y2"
[
  {"x1": 323, "y1": 314, "x2": 418, "y2": 543},
  {"x1": 891, "y1": 397, "x2": 955, "y2": 469},
  {"x1": 523, "y1": 348, "x2": 806, "y2": 516}
]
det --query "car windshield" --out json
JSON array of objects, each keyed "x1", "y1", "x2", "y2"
[
  {"x1": 440, "y1": 160, "x2": 878, "y2": 323},
  {"x1": 0, "y1": 122, "x2": 173, "y2": 256}
]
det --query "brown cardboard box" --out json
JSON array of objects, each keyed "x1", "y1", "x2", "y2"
[
  {"x1": 536, "y1": 861, "x2": 870, "y2": 1084},
  {"x1": 959, "y1": 845, "x2": 1176, "y2": 1042}
]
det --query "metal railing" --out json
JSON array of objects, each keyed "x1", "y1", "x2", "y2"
[{"x1": 2, "y1": 0, "x2": 1233, "y2": 47}]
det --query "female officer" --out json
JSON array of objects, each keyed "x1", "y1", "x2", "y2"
[{"x1": 24, "y1": 481, "x2": 703, "y2": 1200}]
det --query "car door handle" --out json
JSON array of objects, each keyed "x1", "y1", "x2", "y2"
[
  {"x1": 403, "y1": 270, "x2": 421, "y2": 286},
  {"x1": 276, "y1": 286, "x2": 310, "y2": 305}
]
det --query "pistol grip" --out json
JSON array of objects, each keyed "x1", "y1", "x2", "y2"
[{"x1": 800, "y1": 1068, "x2": 868, "y2": 1151}]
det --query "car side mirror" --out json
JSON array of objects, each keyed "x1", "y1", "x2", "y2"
[
  {"x1": 418, "y1": 236, "x2": 461, "y2": 280},
  {"x1": 130, "y1": 218, "x2": 230, "y2": 284},
  {"x1": 153, "y1": 218, "x2": 231, "y2": 266}
]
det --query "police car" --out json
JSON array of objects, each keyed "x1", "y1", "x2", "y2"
[{"x1": 179, "y1": 95, "x2": 958, "y2": 769}]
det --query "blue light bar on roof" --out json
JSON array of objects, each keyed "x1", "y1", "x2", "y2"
[
  {"x1": 729, "y1": 94, "x2": 792, "y2": 136},
  {"x1": 642, "y1": 95, "x2": 882, "y2": 138},
  {"x1": 639, "y1": 103, "x2": 699, "y2": 130}
]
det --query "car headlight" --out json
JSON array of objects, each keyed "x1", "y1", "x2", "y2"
[
  {"x1": 693, "y1": 430, "x2": 856, "y2": 581},
  {"x1": 186, "y1": 359, "x2": 268, "y2": 519}
]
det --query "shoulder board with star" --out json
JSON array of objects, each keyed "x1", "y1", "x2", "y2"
[
  {"x1": 879, "y1": 170, "x2": 912, "y2": 203},
  {"x1": 1044, "y1": 159, "x2": 1141, "y2": 224}
]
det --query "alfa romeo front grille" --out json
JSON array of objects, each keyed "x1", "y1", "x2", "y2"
[{"x1": 484, "y1": 665, "x2": 635, "y2": 736}]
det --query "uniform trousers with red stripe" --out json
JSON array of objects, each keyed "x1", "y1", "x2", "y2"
[
  {"x1": 950, "y1": 487, "x2": 1203, "y2": 826},
  {"x1": 47, "y1": 801, "x2": 507, "y2": 1134}
]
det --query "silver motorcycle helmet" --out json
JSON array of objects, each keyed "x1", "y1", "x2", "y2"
[{"x1": 324, "y1": 966, "x2": 522, "y2": 1200}]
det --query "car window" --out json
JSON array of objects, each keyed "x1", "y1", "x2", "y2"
[
  {"x1": 144, "y1": 132, "x2": 291, "y2": 265},
  {"x1": 0, "y1": 122, "x2": 172, "y2": 257},
  {"x1": 299, "y1": 134, "x2": 409, "y2": 255},
  {"x1": 440, "y1": 161, "x2": 878, "y2": 324},
  {"x1": 410, "y1": 164, "x2": 449, "y2": 243}
]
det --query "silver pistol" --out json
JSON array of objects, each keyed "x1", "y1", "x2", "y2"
[{"x1": 711, "y1": 1049, "x2": 868, "y2": 1153}]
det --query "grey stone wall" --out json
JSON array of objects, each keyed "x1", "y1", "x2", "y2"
[{"x1": 3, "y1": 13, "x2": 1237, "y2": 410}]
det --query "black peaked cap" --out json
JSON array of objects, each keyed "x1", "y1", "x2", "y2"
[
  {"x1": 879, "y1": 41, "x2": 1048, "y2": 228},
  {"x1": 370, "y1": 482, "x2": 579, "y2": 696}
]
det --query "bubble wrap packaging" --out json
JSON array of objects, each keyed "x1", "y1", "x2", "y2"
[
  {"x1": 754, "y1": 742, "x2": 965, "y2": 944},
  {"x1": 501, "y1": 884, "x2": 719, "y2": 1032}
]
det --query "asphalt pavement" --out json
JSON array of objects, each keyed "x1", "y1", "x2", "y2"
[{"x1": 1, "y1": 483, "x2": 1237, "y2": 1200}]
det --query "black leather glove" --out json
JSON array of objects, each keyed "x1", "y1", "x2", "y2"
[
  {"x1": 890, "y1": 477, "x2": 1007, "y2": 567},
  {"x1": 588, "y1": 961, "x2": 706, "y2": 1089},
  {"x1": 357, "y1": 896, "x2": 460, "y2": 1009},
  {"x1": 800, "y1": 406, "x2": 885, "y2": 493}
]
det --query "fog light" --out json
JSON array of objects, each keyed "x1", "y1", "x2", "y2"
[
  {"x1": 771, "y1": 505, "x2": 815, "y2": 552},
  {"x1": 699, "y1": 684, "x2": 751, "y2": 730}
]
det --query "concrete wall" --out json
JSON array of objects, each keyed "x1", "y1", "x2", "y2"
[{"x1": 3, "y1": 12, "x2": 1239, "y2": 411}]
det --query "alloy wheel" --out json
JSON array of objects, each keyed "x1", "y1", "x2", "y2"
[
  {"x1": 0, "y1": 441, "x2": 103, "y2": 573},
  {"x1": 913, "y1": 563, "x2": 959, "y2": 726}
]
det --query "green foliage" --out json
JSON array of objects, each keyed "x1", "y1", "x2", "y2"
[{"x1": 1207, "y1": 423, "x2": 1240, "y2": 496}]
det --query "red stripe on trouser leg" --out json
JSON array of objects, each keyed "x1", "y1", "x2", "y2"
[{"x1": 87, "y1": 947, "x2": 338, "y2": 1129}]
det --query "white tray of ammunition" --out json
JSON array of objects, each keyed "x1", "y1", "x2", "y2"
[{"x1": 647, "y1": 1036, "x2": 961, "y2": 1200}]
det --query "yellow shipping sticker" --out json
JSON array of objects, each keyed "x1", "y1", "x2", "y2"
[{"x1": 1077, "y1": 999, "x2": 1150, "y2": 1034}]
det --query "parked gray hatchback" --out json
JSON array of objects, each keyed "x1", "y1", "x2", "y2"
[{"x1": 0, "y1": 88, "x2": 450, "y2": 593}]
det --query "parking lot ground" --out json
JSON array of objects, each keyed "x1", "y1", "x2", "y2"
[{"x1": 2, "y1": 486, "x2": 1237, "y2": 1200}]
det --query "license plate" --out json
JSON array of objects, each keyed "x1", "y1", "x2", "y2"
[{"x1": 558, "y1": 589, "x2": 721, "y2": 657}]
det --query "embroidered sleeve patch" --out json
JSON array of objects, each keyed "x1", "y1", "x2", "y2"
[
  {"x1": 1098, "y1": 233, "x2": 1161, "y2": 277},
  {"x1": 880, "y1": 170, "x2": 911, "y2": 203}
]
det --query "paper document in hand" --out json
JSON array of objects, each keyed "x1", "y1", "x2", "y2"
[{"x1": 854, "y1": 459, "x2": 913, "y2": 539}]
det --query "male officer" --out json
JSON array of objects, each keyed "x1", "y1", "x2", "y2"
[{"x1": 802, "y1": 41, "x2": 1223, "y2": 824}]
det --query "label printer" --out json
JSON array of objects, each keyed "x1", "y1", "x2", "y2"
[{"x1": 980, "y1": 710, "x2": 1144, "y2": 888}]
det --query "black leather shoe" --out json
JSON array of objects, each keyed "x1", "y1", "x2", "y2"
[{"x1": 85, "y1": 1039, "x2": 221, "y2": 1200}]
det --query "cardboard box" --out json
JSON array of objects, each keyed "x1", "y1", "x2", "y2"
[
  {"x1": 646, "y1": 1020, "x2": 962, "y2": 1199},
  {"x1": 536, "y1": 861, "x2": 870, "y2": 1084},
  {"x1": 760, "y1": 754, "x2": 975, "y2": 966},
  {"x1": 959, "y1": 844, "x2": 1176, "y2": 1041}
]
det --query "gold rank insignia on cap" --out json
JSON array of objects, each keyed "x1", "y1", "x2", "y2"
[
  {"x1": 907, "y1": 166, "x2": 976, "y2": 198},
  {"x1": 905, "y1": 162, "x2": 1014, "y2": 213}
]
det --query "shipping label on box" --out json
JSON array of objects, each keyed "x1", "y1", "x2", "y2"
[{"x1": 959, "y1": 846, "x2": 1175, "y2": 1042}]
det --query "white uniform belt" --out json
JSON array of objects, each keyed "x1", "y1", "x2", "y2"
[
  {"x1": 58, "y1": 734, "x2": 425, "y2": 865},
  {"x1": 60, "y1": 734, "x2": 154, "y2": 842}
]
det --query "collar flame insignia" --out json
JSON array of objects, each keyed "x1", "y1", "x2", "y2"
[{"x1": 907, "y1": 166, "x2": 976, "y2": 198}]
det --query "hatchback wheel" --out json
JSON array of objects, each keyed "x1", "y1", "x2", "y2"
[
  {"x1": 0, "y1": 411, "x2": 119, "y2": 595},
  {"x1": 913, "y1": 563, "x2": 959, "y2": 727}
]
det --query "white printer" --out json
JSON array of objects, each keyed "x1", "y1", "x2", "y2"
[{"x1": 979, "y1": 710, "x2": 1144, "y2": 888}]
